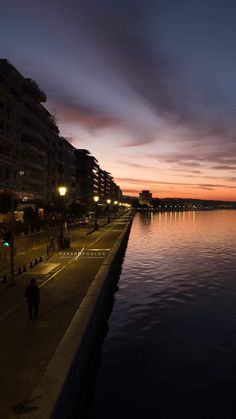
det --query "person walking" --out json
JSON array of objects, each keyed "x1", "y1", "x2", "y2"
[{"x1": 25, "y1": 278, "x2": 40, "y2": 320}]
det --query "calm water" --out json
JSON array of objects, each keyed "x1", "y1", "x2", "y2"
[{"x1": 86, "y1": 211, "x2": 236, "y2": 419}]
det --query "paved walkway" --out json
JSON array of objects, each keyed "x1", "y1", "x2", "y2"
[
  {"x1": 0, "y1": 217, "x2": 109, "y2": 278},
  {"x1": 0, "y1": 214, "x2": 131, "y2": 419}
]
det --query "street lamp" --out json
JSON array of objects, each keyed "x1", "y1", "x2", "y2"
[
  {"x1": 58, "y1": 186, "x2": 67, "y2": 197},
  {"x1": 113, "y1": 200, "x2": 118, "y2": 218},
  {"x1": 93, "y1": 195, "x2": 99, "y2": 230},
  {"x1": 107, "y1": 198, "x2": 111, "y2": 223},
  {"x1": 58, "y1": 185, "x2": 67, "y2": 248}
]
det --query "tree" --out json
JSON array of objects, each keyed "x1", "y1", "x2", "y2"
[
  {"x1": 69, "y1": 201, "x2": 87, "y2": 218},
  {"x1": 23, "y1": 207, "x2": 38, "y2": 234},
  {"x1": 0, "y1": 193, "x2": 18, "y2": 214}
]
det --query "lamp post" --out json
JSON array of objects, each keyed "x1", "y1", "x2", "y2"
[
  {"x1": 106, "y1": 199, "x2": 111, "y2": 223},
  {"x1": 9, "y1": 194, "x2": 15, "y2": 286},
  {"x1": 113, "y1": 200, "x2": 118, "y2": 218},
  {"x1": 58, "y1": 186, "x2": 67, "y2": 248},
  {"x1": 93, "y1": 196, "x2": 99, "y2": 230}
]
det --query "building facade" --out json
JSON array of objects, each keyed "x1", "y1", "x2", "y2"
[
  {"x1": 139, "y1": 190, "x2": 153, "y2": 206},
  {"x1": 0, "y1": 60, "x2": 123, "y2": 217},
  {"x1": 75, "y1": 150, "x2": 122, "y2": 208}
]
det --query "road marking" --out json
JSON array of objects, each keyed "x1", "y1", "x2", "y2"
[
  {"x1": 41, "y1": 266, "x2": 66, "y2": 286},
  {"x1": 87, "y1": 224, "x2": 116, "y2": 248},
  {"x1": 75, "y1": 247, "x2": 85, "y2": 260},
  {"x1": 106, "y1": 229, "x2": 123, "y2": 232},
  {"x1": 0, "y1": 219, "x2": 126, "y2": 323},
  {"x1": 0, "y1": 301, "x2": 24, "y2": 322},
  {"x1": 75, "y1": 256, "x2": 107, "y2": 259},
  {"x1": 86, "y1": 248, "x2": 110, "y2": 251}
]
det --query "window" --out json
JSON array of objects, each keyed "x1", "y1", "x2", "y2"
[{"x1": 5, "y1": 168, "x2": 11, "y2": 179}]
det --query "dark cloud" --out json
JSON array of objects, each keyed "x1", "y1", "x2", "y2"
[
  {"x1": 77, "y1": 0, "x2": 236, "y2": 143},
  {"x1": 211, "y1": 165, "x2": 236, "y2": 171},
  {"x1": 47, "y1": 100, "x2": 120, "y2": 130},
  {"x1": 152, "y1": 143, "x2": 236, "y2": 166},
  {"x1": 116, "y1": 177, "x2": 236, "y2": 190},
  {"x1": 178, "y1": 162, "x2": 202, "y2": 168},
  {"x1": 117, "y1": 160, "x2": 156, "y2": 169},
  {"x1": 170, "y1": 168, "x2": 202, "y2": 175},
  {"x1": 120, "y1": 137, "x2": 155, "y2": 148},
  {"x1": 77, "y1": 0, "x2": 174, "y2": 115}
]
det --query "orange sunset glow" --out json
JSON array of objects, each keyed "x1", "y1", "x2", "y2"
[{"x1": 3, "y1": 0, "x2": 236, "y2": 202}]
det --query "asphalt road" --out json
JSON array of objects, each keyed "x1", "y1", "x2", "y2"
[
  {"x1": 0, "y1": 214, "x2": 131, "y2": 419},
  {"x1": 0, "y1": 217, "x2": 109, "y2": 278}
]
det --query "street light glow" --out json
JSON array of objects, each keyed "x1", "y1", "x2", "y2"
[
  {"x1": 107, "y1": 199, "x2": 111, "y2": 204},
  {"x1": 93, "y1": 195, "x2": 99, "y2": 203},
  {"x1": 114, "y1": 201, "x2": 118, "y2": 205},
  {"x1": 58, "y1": 186, "x2": 67, "y2": 196}
]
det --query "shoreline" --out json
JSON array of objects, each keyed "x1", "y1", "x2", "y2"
[{"x1": 17, "y1": 214, "x2": 133, "y2": 419}]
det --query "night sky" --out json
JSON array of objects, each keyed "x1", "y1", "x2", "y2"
[{"x1": 1, "y1": 0, "x2": 236, "y2": 200}]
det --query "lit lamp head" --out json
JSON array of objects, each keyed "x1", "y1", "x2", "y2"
[
  {"x1": 93, "y1": 196, "x2": 99, "y2": 203},
  {"x1": 58, "y1": 186, "x2": 67, "y2": 196},
  {"x1": 107, "y1": 199, "x2": 111, "y2": 205},
  {"x1": 114, "y1": 201, "x2": 118, "y2": 205}
]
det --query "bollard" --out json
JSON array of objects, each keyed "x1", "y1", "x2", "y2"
[
  {"x1": 34, "y1": 258, "x2": 38, "y2": 266},
  {"x1": 2, "y1": 274, "x2": 7, "y2": 283},
  {"x1": 23, "y1": 265, "x2": 27, "y2": 272}
]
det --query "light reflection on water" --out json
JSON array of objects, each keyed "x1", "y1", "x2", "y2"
[{"x1": 87, "y1": 211, "x2": 236, "y2": 419}]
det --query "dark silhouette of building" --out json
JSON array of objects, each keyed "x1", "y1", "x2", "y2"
[
  {"x1": 75, "y1": 149, "x2": 122, "y2": 208},
  {"x1": 139, "y1": 190, "x2": 153, "y2": 206}
]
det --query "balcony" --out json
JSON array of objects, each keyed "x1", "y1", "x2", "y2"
[
  {"x1": 21, "y1": 125, "x2": 46, "y2": 146},
  {"x1": 47, "y1": 116, "x2": 59, "y2": 134},
  {"x1": 20, "y1": 140, "x2": 46, "y2": 158},
  {"x1": 21, "y1": 158, "x2": 45, "y2": 172},
  {"x1": 22, "y1": 176, "x2": 46, "y2": 186},
  {"x1": 0, "y1": 130, "x2": 17, "y2": 145},
  {"x1": 23, "y1": 79, "x2": 46, "y2": 103},
  {"x1": 0, "y1": 154, "x2": 17, "y2": 167},
  {"x1": 22, "y1": 109, "x2": 39, "y2": 127}
]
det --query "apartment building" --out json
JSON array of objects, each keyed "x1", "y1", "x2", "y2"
[
  {"x1": 75, "y1": 149, "x2": 100, "y2": 208},
  {"x1": 0, "y1": 60, "x2": 75, "y2": 206},
  {"x1": 0, "y1": 61, "x2": 21, "y2": 196},
  {"x1": 75, "y1": 150, "x2": 122, "y2": 208},
  {"x1": 0, "y1": 59, "x2": 123, "y2": 216}
]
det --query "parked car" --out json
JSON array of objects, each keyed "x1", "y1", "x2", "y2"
[{"x1": 79, "y1": 217, "x2": 89, "y2": 225}]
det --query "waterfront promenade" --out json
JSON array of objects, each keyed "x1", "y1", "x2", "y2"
[
  {"x1": 0, "y1": 213, "x2": 131, "y2": 419},
  {"x1": 0, "y1": 218, "x2": 109, "y2": 279}
]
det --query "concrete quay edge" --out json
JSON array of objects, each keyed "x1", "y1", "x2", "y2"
[{"x1": 17, "y1": 215, "x2": 133, "y2": 419}]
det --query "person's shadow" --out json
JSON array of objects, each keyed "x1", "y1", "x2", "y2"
[{"x1": 12, "y1": 396, "x2": 42, "y2": 413}]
